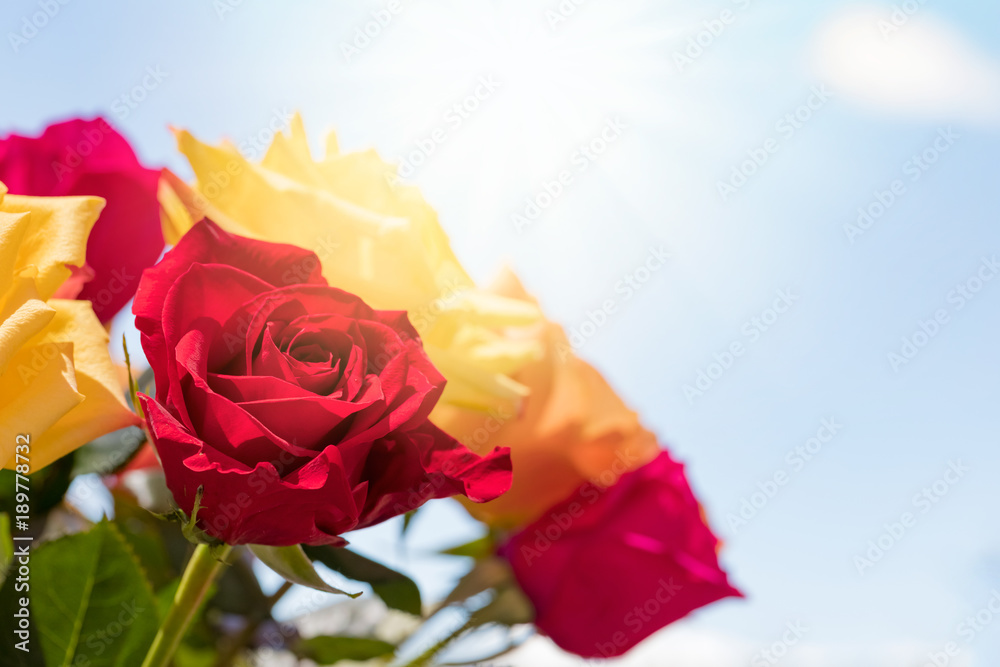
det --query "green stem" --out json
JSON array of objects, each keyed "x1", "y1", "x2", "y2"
[
  {"x1": 141, "y1": 544, "x2": 233, "y2": 667},
  {"x1": 399, "y1": 619, "x2": 475, "y2": 667}
]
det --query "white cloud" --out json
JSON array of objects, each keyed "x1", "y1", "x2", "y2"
[
  {"x1": 503, "y1": 624, "x2": 970, "y2": 667},
  {"x1": 505, "y1": 625, "x2": 751, "y2": 666},
  {"x1": 812, "y1": 6, "x2": 1000, "y2": 124}
]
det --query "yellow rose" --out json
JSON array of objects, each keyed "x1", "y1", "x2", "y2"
[
  {"x1": 0, "y1": 181, "x2": 139, "y2": 471},
  {"x1": 431, "y1": 268, "x2": 661, "y2": 530},
  {"x1": 159, "y1": 115, "x2": 541, "y2": 414}
]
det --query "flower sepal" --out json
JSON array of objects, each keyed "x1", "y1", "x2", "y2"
[{"x1": 154, "y1": 485, "x2": 225, "y2": 548}]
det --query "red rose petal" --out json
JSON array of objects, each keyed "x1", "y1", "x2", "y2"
[
  {"x1": 0, "y1": 117, "x2": 163, "y2": 321},
  {"x1": 135, "y1": 219, "x2": 514, "y2": 545},
  {"x1": 502, "y1": 451, "x2": 741, "y2": 659}
]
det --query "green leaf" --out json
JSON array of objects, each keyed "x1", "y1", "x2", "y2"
[
  {"x1": 32, "y1": 520, "x2": 159, "y2": 667},
  {"x1": 440, "y1": 557, "x2": 512, "y2": 608},
  {"x1": 439, "y1": 534, "x2": 494, "y2": 560},
  {"x1": 0, "y1": 513, "x2": 11, "y2": 587},
  {"x1": 71, "y1": 427, "x2": 146, "y2": 478},
  {"x1": 297, "y1": 635, "x2": 395, "y2": 664},
  {"x1": 122, "y1": 335, "x2": 143, "y2": 421},
  {"x1": 401, "y1": 509, "x2": 418, "y2": 536},
  {"x1": 303, "y1": 544, "x2": 422, "y2": 616},
  {"x1": 439, "y1": 627, "x2": 532, "y2": 666},
  {"x1": 173, "y1": 644, "x2": 217, "y2": 667},
  {"x1": 249, "y1": 544, "x2": 359, "y2": 598},
  {"x1": 469, "y1": 586, "x2": 535, "y2": 627},
  {"x1": 0, "y1": 561, "x2": 47, "y2": 666},
  {"x1": 111, "y1": 495, "x2": 176, "y2": 591},
  {"x1": 0, "y1": 453, "x2": 74, "y2": 519},
  {"x1": 209, "y1": 548, "x2": 268, "y2": 615}
]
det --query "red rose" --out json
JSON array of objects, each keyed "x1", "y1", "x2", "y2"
[
  {"x1": 0, "y1": 117, "x2": 163, "y2": 321},
  {"x1": 501, "y1": 450, "x2": 741, "y2": 658},
  {"x1": 133, "y1": 220, "x2": 512, "y2": 546}
]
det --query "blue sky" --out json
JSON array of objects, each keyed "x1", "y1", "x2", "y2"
[{"x1": 3, "y1": 0, "x2": 998, "y2": 664}]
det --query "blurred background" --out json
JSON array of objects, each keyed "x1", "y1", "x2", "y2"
[{"x1": 3, "y1": 0, "x2": 998, "y2": 664}]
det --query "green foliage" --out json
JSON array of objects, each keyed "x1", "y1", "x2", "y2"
[
  {"x1": 296, "y1": 635, "x2": 395, "y2": 664},
  {"x1": 0, "y1": 453, "x2": 74, "y2": 519},
  {"x1": 31, "y1": 520, "x2": 159, "y2": 667},
  {"x1": 122, "y1": 335, "x2": 144, "y2": 421},
  {"x1": 440, "y1": 557, "x2": 511, "y2": 607},
  {"x1": 0, "y1": 541, "x2": 46, "y2": 666},
  {"x1": 303, "y1": 544, "x2": 422, "y2": 616},
  {"x1": 439, "y1": 534, "x2": 495, "y2": 560},
  {"x1": 71, "y1": 427, "x2": 146, "y2": 478},
  {"x1": 112, "y1": 495, "x2": 176, "y2": 592},
  {"x1": 438, "y1": 557, "x2": 534, "y2": 626},
  {"x1": 401, "y1": 509, "x2": 418, "y2": 536},
  {"x1": 209, "y1": 548, "x2": 268, "y2": 615},
  {"x1": 249, "y1": 544, "x2": 359, "y2": 598},
  {"x1": 0, "y1": 513, "x2": 11, "y2": 587}
]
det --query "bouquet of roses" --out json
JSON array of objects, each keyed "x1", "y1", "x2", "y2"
[{"x1": 0, "y1": 116, "x2": 740, "y2": 666}]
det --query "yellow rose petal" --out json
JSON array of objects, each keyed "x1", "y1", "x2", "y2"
[
  {"x1": 433, "y1": 268, "x2": 660, "y2": 529},
  {"x1": 0, "y1": 209, "x2": 33, "y2": 299},
  {"x1": 1, "y1": 185, "x2": 138, "y2": 472},
  {"x1": 158, "y1": 170, "x2": 197, "y2": 246},
  {"x1": 0, "y1": 268, "x2": 57, "y2": 377},
  {"x1": 0, "y1": 193, "x2": 103, "y2": 300},
  {"x1": 168, "y1": 120, "x2": 544, "y2": 413},
  {"x1": 2, "y1": 299, "x2": 137, "y2": 470},
  {"x1": 0, "y1": 340, "x2": 82, "y2": 467}
]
